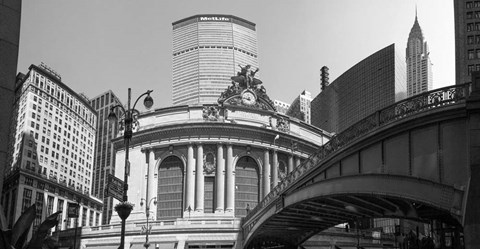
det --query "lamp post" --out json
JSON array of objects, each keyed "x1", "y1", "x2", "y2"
[
  {"x1": 140, "y1": 197, "x2": 157, "y2": 248},
  {"x1": 108, "y1": 88, "x2": 154, "y2": 249}
]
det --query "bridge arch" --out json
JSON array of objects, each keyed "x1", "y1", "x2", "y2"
[
  {"x1": 242, "y1": 83, "x2": 480, "y2": 248},
  {"x1": 244, "y1": 174, "x2": 464, "y2": 247}
]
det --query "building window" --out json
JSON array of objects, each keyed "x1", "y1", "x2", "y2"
[
  {"x1": 33, "y1": 192, "x2": 44, "y2": 234},
  {"x1": 21, "y1": 188, "x2": 32, "y2": 213},
  {"x1": 89, "y1": 210, "x2": 94, "y2": 226},
  {"x1": 25, "y1": 177, "x2": 34, "y2": 186},
  {"x1": 468, "y1": 1, "x2": 473, "y2": 9},
  {"x1": 46, "y1": 196, "x2": 54, "y2": 216},
  {"x1": 469, "y1": 50, "x2": 475, "y2": 59},
  {"x1": 468, "y1": 64, "x2": 475, "y2": 75},
  {"x1": 468, "y1": 11, "x2": 474, "y2": 19},
  {"x1": 96, "y1": 212, "x2": 100, "y2": 226},
  {"x1": 235, "y1": 156, "x2": 259, "y2": 217},
  {"x1": 468, "y1": 23, "x2": 475, "y2": 32},
  {"x1": 157, "y1": 156, "x2": 184, "y2": 219},
  {"x1": 82, "y1": 207, "x2": 87, "y2": 227}
]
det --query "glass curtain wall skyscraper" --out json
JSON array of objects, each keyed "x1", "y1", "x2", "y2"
[
  {"x1": 172, "y1": 15, "x2": 259, "y2": 105},
  {"x1": 406, "y1": 12, "x2": 433, "y2": 97}
]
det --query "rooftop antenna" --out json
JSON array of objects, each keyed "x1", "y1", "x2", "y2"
[{"x1": 415, "y1": 4, "x2": 418, "y2": 21}]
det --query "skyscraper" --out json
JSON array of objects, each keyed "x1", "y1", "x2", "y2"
[
  {"x1": 2, "y1": 64, "x2": 102, "y2": 235},
  {"x1": 0, "y1": 0, "x2": 22, "y2": 196},
  {"x1": 311, "y1": 44, "x2": 407, "y2": 133},
  {"x1": 172, "y1": 15, "x2": 259, "y2": 105},
  {"x1": 454, "y1": 0, "x2": 480, "y2": 84},
  {"x1": 90, "y1": 90, "x2": 122, "y2": 225},
  {"x1": 406, "y1": 11, "x2": 433, "y2": 97}
]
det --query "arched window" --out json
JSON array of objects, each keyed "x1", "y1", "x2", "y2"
[
  {"x1": 157, "y1": 156, "x2": 184, "y2": 220},
  {"x1": 235, "y1": 156, "x2": 259, "y2": 217}
]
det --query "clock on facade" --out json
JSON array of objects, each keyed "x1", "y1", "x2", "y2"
[{"x1": 241, "y1": 91, "x2": 256, "y2": 106}]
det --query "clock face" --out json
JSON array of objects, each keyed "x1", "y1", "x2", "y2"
[{"x1": 242, "y1": 91, "x2": 256, "y2": 106}]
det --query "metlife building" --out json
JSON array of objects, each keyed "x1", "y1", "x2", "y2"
[{"x1": 172, "y1": 15, "x2": 259, "y2": 105}]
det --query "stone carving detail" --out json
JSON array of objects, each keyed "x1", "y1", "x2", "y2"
[
  {"x1": 203, "y1": 148, "x2": 216, "y2": 174},
  {"x1": 276, "y1": 117, "x2": 290, "y2": 133},
  {"x1": 202, "y1": 106, "x2": 220, "y2": 121}
]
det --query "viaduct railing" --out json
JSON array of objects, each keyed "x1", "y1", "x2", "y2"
[{"x1": 243, "y1": 83, "x2": 471, "y2": 224}]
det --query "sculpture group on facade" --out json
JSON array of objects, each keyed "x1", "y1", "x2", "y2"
[
  {"x1": 218, "y1": 64, "x2": 276, "y2": 111},
  {"x1": 231, "y1": 64, "x2": 262, "y2": 89}
]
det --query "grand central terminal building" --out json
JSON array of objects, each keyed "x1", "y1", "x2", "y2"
[{"x1": 57, "y1": 73, "x2": 332, "y2": 249}]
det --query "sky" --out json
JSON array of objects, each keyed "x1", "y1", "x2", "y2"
[{"x1": 17, "y1": 0, "x2": 455, "y2": 110}]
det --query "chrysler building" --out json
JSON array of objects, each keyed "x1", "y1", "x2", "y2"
[{"x1": 406, "y1": 11, "x2": 433, "y2": 97}]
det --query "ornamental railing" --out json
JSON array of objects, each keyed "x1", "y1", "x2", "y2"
[{"x1": 243, "y1": 83, "x2": 470, "y2": 226}]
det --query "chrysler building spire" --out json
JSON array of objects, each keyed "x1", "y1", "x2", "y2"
[{"x1": 406, "y1": 10, "x2": 433, "y2": 97}]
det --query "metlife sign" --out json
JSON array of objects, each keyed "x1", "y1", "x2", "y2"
[{"x1": 199, "y1": 16, "x2": 230, "y2": 22}]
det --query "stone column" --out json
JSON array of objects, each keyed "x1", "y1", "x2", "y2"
[
  {"x1": 195, "y1": 144, "x2": 204, "y2": 212},
  {"x1": 225, "y1": 144, "x2": 234, "y2": 212},
  {"x1": 185, "y1": 144, "x2": 195, "y2": 211},
  {"x1": 215, "y1": 144, "x2": 225, "y2": 212},
  {"x1": 148, "y1": 150, "x2": 156, "y2": 219},
  {"x1": 288, "y1": 154, "x2": 294, "y2": 173},
  {"x1": 295, "y1": 156, "x2": 301, "y2": 167},
  {"x1": 263, "y1": 150, "x2": 270, "y2": 197},
  {"x1": 271, "y1": 150, "x2": 278, "y2": 188}
]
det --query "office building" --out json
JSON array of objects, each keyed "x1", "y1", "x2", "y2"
[
  {"x1": 0, "y1": 0, "x2": 22, "y2": 195},
  {"x1": 454, "y1": 0, "x2": 480, "y2": 84},
  {"x1": 1, "y1": 64, "x2": 102, "y2": 236},
  {"x1": 286, "y1": 90, "x2": 312, "y2": 124},
  {"x1": 172, "y1": 15, "x2": 259, "y2": 105},
  {"x1": 274, "y1": 99, "x2": 290, "y2": 114},
  {"x1": 90, "y1": 90, "x2": 122, "y2": 225},
  {"x1": 406, "y1": 12, "x2": 433, "y2": 97},
  {"x1": 311, "y1": 44, "x2": 407, "y2": 133}
]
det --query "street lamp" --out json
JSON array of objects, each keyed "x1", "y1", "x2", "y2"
[
  {"x1": 108, "y1": 88, "x2": 154, "y2": 249},
  {"x1": 140, "y1": 197, "x2": 157, "y2": 248}
]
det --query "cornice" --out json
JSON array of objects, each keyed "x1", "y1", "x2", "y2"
[{"x1": 112, "y1": 122, "x2": 319, "y2": 157}]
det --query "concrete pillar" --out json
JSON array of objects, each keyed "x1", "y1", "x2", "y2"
[
  {"x1": 288, "y1": 154, "x2": 294, "y2": 173},
  {"x1": 225, "y1": 144, "x2": 234, "y2": 212},
  {"x1": 195, "y1": 144, "x2": 204, "y2": 212},
  {"x1": 185, "y1": 144, "x2": 195, "y2": 211},
  {"x1": 215, "y1": 144, "x2": 225, "y2": 212},
  {"x1": 271, "y1": 150, "x2": 278, "y2": 188},
  {"x1": 263, "y1": 150, "x2": 270, "y2": 197}
]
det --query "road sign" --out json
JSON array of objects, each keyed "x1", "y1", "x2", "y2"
[{"x1": 105, "y1": 174, "x2": 124, "y2": 202}]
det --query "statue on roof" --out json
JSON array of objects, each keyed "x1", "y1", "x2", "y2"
[
  {"x1": 231, "y1": 64, "x2": 262, "y2": 89},
  {"x1": 218, "y1": 64, "x2": 275, "y2": 112}
]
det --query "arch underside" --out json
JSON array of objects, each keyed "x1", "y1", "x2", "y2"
[{"x1": 244, "y1": 174, "x2": 464, "y2": 248}]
